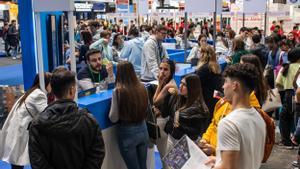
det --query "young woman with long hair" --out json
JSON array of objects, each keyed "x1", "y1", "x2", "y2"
[
  {"x1": 152, "y1": 58, "x2": 177, "y2": 169},
  {"x1": 195, "y1": 45, "x2": 223, "y2": 127},
  {"x1": 187, "y1": 34, "x2": 208, "y2": 62},
  {"x1": 165, "y1": 74, "x2": 209, "y2": 141},
  {"x1": 231, "y1": 38, "x2": 250, "y2": 64},
  {"x1": 0, "y1": 73, "x2": 52, "y2": 169},
  {"x1": 240, "y1": 54, "x2": 268, "y2": 106},
  {"x1": 111, "y1": 33, "x2": 124, "y2": 62},
  {"x1": 109, "y1": 61, "x2": 149, "y2": 169}
]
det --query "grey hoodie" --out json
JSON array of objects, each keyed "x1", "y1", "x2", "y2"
[{"x1": 141, "y1": 35, "x2": 168, "y2": 81}]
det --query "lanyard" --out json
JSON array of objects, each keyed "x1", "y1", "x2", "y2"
[{"x1": 88, "y1": 65, "x2": 101, "y2": 83}]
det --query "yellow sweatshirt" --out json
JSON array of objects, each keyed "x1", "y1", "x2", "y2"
[{"x1": 202, "y1": 92, "x2": 261, "y2": 150}]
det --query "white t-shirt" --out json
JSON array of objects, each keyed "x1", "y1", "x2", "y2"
[{"x1": 216, "y1": 107, "x2": 266, "y2": 169}]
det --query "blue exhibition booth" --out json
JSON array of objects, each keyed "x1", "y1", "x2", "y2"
[{"x1": 0, "y1": 1, "x2": 226, "y2": 169}]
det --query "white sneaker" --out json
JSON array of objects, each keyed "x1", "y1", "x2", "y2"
[{"x1": 12, "y1": 57, "x2": 16, "y2": 60}]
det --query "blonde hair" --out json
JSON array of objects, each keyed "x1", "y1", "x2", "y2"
[{"x1": 197, "y1": 45, "x2": 221, "y2": 74}]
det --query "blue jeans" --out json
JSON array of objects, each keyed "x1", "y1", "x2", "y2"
[{"x1": 117, "y1": 121, "x2": 149, "y2": 169}]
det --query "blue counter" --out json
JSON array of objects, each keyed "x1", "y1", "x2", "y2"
[
  {"x1": 76, "y1": 61, "x2": 223, "y2": 169},
  {"x1": 78, "y1": 89, "x2": 113, "y2": 130},
  {"x1": 77, "y1": 63, "x2": 194, "y2": 129},
  {"x1": 78, "y1": 89, "x2": 155, "y2": 169}
]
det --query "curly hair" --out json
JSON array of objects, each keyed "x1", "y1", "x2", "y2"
[{"x1": 223, "y1": 63, "x2": 259, "y2": 93}]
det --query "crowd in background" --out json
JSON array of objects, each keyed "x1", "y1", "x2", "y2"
[{"x1": 1, "y1": 16, "x2": 300, "y2": 169}]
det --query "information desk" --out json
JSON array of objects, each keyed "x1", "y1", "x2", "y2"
[
  {"x1": 77, "y1": 63, "x2": 195, "y2": 169},
  {"x1": 78, "y1": 90, "x2": 155, "y2": 169}
]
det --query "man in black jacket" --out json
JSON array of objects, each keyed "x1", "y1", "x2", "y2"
[{"x1": 29, "y1": 67, "x2": 105, "y2": 169}]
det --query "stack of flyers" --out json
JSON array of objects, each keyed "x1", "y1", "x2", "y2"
[{"x1": 163, "y1": 135, "x2": 211, "y2": 169}]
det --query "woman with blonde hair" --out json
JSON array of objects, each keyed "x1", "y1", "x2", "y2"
[{"x1": 195, "y1": 45, "x2": 223, "y2": 128}]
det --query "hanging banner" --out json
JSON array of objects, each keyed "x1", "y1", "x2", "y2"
[
  {"x1": 185, "y1": 0, "x2": 222, "y2": 14},
  {"x1": 138, "y1": 0, "x2": 149, "y2": 15},
  {"x1": 93, "y1": 3, "x2": 106, "y2": 12},
  {"x1": 75, "y1": 3, "x2": 93, "y2": 12},
  {"x1": 116, "y1": 0, "x2": 129, "y2": 13},
  {"x1": 243, "y1": 0, "x2": 267, "y2": 13},
  {"x1": 33, "y1": 0, "x2": 73, "y2": 12},
  {"x1": 230, "y1": 0, "x2": 243, "y2": 13}
]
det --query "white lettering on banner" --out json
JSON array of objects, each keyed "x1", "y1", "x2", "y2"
[
  {"x1": 75, "y1": 3, "x2": 93, "y2": 12},
  {"x1": 106, "y1": 13, "x2": 137, "y2": 19}
]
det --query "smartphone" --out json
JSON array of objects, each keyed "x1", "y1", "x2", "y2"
[{"x1": 213, "y1": 90, "x2": 224, "y2": 99}]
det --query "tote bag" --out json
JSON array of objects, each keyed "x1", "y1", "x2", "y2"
[{"x1": 262, "y1": 88, "x2": 282, "y2": 113}]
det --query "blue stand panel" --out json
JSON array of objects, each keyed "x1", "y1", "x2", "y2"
[{"x1": 18, "y1": 0, "x2": 36, "y2": 90}]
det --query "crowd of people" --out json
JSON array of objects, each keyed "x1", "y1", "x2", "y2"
[
  {"x1": 1, "y1": 20, "x2": 20, "y2": 60},
  {"x1": 1, "y1": 16, "x2": 300, "y2": 169}
]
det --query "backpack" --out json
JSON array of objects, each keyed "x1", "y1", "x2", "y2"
[{"x1": 255, "y1": 108, "x2": 275, "y2": 163}]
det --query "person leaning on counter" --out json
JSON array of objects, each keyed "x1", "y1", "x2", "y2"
[{"x1": 77, "y1": 49, "x2": 115, "y2": 91}]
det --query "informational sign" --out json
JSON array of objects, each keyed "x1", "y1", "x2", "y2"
[
  {"x1": 243, "y1": 0, "x2": 267, "y2": 13},
  {"x1": 288, "y1": 0, "x2": 300, "y2": 5},
  {"x1": 138, "y1": 0, "x2": 149, "y2": 15},
  {"x1": 222, "y1": 0, "x2": 231, "y2": 12},
  {"x1": 0, "y1": 4, "x2": 9, "y2": 11},
  {"x1": 75, "y1": 3, "x2": 93, "y2": 12},
  {"x1": 116, "y1": 0, "x2": 129, "y2": 13},
  {"x1": 185, "y1": 0, "x2": 222, "y2": 14},
  {"x1": 93, "y1": 3, "x2": 106, "y2": 12},
  {"x1": 230, "y1": 0, "x2": 243, "y2": 12},
  {"x1": 32, "y1": 0, "x2": 74, "y2": 12}
]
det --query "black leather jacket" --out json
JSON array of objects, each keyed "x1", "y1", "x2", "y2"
[
  {"x1": 165, "y1": 96, "x2": 209, "y2": 141},
  {"x1": 29, "y1": 100, "x2": 105, "y2": 169}
]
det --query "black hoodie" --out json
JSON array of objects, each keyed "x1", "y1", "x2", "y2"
[{"x1": 29, "y1": 100, "x2": 105, "y2": 169}]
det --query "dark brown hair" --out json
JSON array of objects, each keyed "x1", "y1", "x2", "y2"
[
  {"x1": 241, "y1": 54, "x2": 268, "y2": 105},
  {"x1": 100, "y1": 30, "x2": 111, "y2": 38},
  {"x1": 227, "y1": 29, "x2": 236, "y2": 39},
  {"x1": 18, "y1": 73, "x2": 52, "y2": 108},
  {"x1": 178, "y1": 74, "x2": 208, "y2": 113},
  {"x1": 115, "y1": 61, "x2": 148, "y2": 123},
  {"x1": 161, "y1": 58, "x2": 176, "y2": 84},
  {"x1": 223, "y1": 63, "x2": 259, "y2": 93},
  {"x1": 197, "y1": 34, "x2": 207, "y2": 46},
  {"x1": 51, "y1": 67, "x2": 76, "y2": 99},
  {"x1": 85, "y1": 49, "x2": 101, "y2": 61},
  {"x1": 81, "y1": 30, "x2": 93, "y2": 46},
  {"x1": 232, "y1": 38, "x2": 245, "y2": 52}
]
